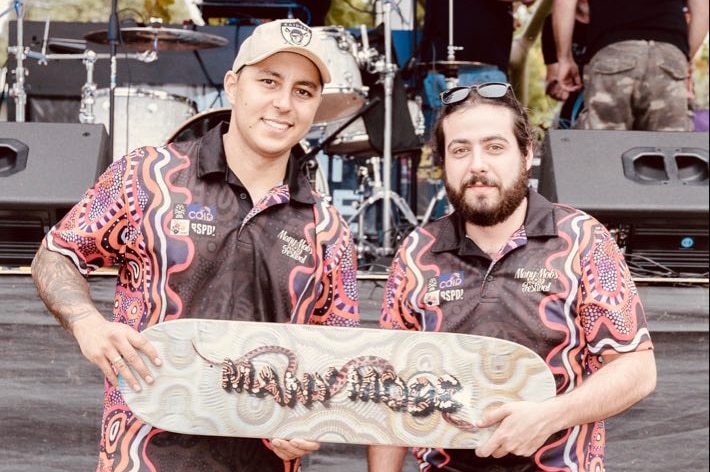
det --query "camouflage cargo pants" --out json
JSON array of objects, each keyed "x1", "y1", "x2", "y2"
[{"x1": 575, "y1": 40, "x2": 693, "y2": 131}]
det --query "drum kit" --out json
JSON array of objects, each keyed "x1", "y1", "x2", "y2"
[
  {"x1": 4, "y1": 2, "x2": 228, "y2": 154},
  {"x1": 3, "y1": 0, "x2": 477, "y2": 260}
]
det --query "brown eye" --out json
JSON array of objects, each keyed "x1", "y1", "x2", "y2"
[{"x1": 295, "y1": 88, "x2": 313, "y2": 99}]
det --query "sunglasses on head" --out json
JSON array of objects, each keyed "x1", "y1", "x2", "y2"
[{"x1": 440, "y1": 82, "x2": 513, "y2": 106}]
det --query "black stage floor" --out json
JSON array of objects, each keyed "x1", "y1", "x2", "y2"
[{"x1": 1, "y1": 272, "x2": 707, "y2": 471}]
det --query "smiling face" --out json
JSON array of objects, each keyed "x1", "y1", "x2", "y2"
[
  {"x1": 224, "y1": 52, "x2": 323, "y2": 160},
  {"x1": 442, "y1": 103, "x2": 533, "y2": 227}
]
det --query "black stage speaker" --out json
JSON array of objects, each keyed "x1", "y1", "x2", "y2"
[
  {"x1": 0, "y1": 122, "x2": 110, "y2": 266},
  {"x1": 539, "y1": 130, "x2": 709, "y2": 277}
]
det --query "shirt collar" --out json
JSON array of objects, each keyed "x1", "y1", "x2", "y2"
[
  {"x1": 431, "y1": 189, "x2": 559, "y2": 254},
  {"x1": 196, "y1": 122, "x2": 316, "y2": 205}
]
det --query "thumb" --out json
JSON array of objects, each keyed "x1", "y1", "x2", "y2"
[{"x1": 475, "y1": 405, "x2": 509, "y2": 429}]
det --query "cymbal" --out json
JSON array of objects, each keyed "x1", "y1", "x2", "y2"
[
  {"x1": 418, "y1": 60, "x2": 493, "y2": 74},
  {"x1": 84, "y1": 27, "x2": 229, "y2": 52}
]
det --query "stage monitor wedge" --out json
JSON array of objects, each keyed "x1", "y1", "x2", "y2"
[
  {"x1": 539, "y1": 129, "x2": 709, "y2": 278},
  {"x1": 0, "y1": 122, "x2": 110, "y2": 266},
  {"x1": 539, "y1": 129, "x2": 708, "y2": 219}
]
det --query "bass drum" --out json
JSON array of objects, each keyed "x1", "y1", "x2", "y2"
[
  {"x1": 164, "y1": 108, "x2": 329, "y2": 197},
  {"x1": 95, "y1": 87, "x2": 197, "y2": 160}
]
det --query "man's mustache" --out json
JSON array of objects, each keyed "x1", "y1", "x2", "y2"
[{"x1": 463, "y1": 175, "x2": 497, "y2": 187}]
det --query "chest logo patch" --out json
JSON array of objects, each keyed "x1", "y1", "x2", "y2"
[
  {"x1": 170, "y1": 203, "x2": 217, "y2": 237},
  {"x1": 425, "y1": 271, "x2": 465, "y2": 305}
]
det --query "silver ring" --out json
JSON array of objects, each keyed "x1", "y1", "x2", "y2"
[{"x1": 111, "y1": 355, "x2": 123, "y2": 364}]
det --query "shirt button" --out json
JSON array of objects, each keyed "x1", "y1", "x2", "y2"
[
  {"x1": 485, "y1": 275, "x2": 494, "y2": 283},
  {"x1": 239, "y1": 192, "x2": 248, "y2": 200}
]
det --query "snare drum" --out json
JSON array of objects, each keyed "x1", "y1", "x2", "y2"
[
  {"x1": 312, "y1": 27, "x2": 367, "y2": 126},
  {"x1": 94, "y1": 87, "x2": 197, "y2": 160}
]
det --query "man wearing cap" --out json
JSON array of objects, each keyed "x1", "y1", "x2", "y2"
[{"x1": 31, "y1": 18, "x2": 360, "y2": 472}]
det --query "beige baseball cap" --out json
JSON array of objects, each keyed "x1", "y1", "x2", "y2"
[{"x1": 232, "y1": 19, "x2": 331, "y2": 84}]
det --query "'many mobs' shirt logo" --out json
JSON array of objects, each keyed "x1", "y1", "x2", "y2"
[
  {"x1": 514, "y1": 267, "x2": 558, "y2": 293},
  {"x1": 424, "y1": 271, "x2": 464, "y2": 306}
]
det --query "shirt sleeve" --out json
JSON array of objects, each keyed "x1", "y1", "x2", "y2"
[
  {"x1": 577, "y1": 224, "x2": 654, "y2": 356},
  {"x1": 44, "y1": 158, "x2": 130, "y2": 275},
  {"x1": 380, "y1": 229, "x2": 442, "y2": 332}
]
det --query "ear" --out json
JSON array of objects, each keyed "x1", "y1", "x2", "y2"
[
  {"x1": 223, "y1": 70, "x2": 238, "y2": 103},
  {"x1": 523, "y1": 143, "x2": 535, "y2": 171}
]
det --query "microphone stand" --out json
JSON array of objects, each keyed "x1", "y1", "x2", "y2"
[
  {"x1": 380, "y1": 0, "x2": 396, "y2": 255},
  {"x1": 447, "y1": 0, "x2": 455, "y2": 61},
  {"x1": 107, "y1": 0, "x2": 120, "y2": 159},
  {"x1": 445, "y1": 0, "x2": 461, "y2": 89},
  {"x1": 352, "y1": 1, "x2": 417, "y2": 260}
]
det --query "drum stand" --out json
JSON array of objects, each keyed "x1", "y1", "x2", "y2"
[
  {"x1": 300, "y1": 97, "x2": 383, "y2": 199},
  {"x1": 420, "y1": 183, "x2": 453, "y2": 226},
  {"x1": 24, "y1": 47, "x2": 156, "y2": 127},
  {"x1": 347, "y1": 155, "x2": 418, "y2": 262},
  {"x1": 350, "y1": 0, "x2": 418, "y2": 259},
  {"x1": 4, "y1": 5, "x2": 158, "y2": 127},
  {"x1": 4, "y1": 1, "x2": 28, "y2": 121}
]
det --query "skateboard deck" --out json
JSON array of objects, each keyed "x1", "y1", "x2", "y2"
[{"x1": 119, "y1": 319, "x2": 556, "y2": 448}]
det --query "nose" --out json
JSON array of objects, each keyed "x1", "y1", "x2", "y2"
[
  {"x1": 272, "y1": 88, "x2": 293, "y2": 111},
  {"x1": 467, "y1": 146, "x2": 488, "y2": 173}
]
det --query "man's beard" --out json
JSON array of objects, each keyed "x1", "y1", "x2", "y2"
[{"x1": 445, "y1": 162, "x2": 529, "y2": 227}]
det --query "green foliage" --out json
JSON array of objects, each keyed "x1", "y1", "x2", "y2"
[
  {"x1": 326, "y1": 0, "x2": 424, "y2": 28},
  {"x1": 327, "y1": 0, "x2": 376, "y2": 27},
  {"x1": 143, "y1": 0, "x2": 176, "y2": 24},
  {"x1": 692, "y1": 42, "x2": 709, "y2": 109},
  {"x1": 519, "y1": 32, "x2": 559, "y2": 132}
]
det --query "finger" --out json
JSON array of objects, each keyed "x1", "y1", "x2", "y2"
[
  {"x1": 552, "y1": 87, "x2": 569, "y2": 101},
  {"x1": 475, "y1": 438, "x2": 496, "y2": 458},
  {"x1": 110, "y1": 355, "x2": 143, "y2": 393},
  {"x1": 545, "y1": 80, "x2": 559, "y2": 96},
  {"x1": 289, "y1": 438, "x2": 320, "y2": 453},
  {"x1": 270, "y1": 438, "x2": 297, "y2": 461},
  {"x1": 103, "y1": 356, "x2": 121, "y2": 387},
  {"x1": 492, "y1": 445, "x2": 509, "y2": 459},
  {"x1": 574, "y1": 74, "x2": 583, "y2": 88},
  {"x1": 121, "y1": 333, "x2": 160, "y2": 383},
  {"x1": 271, "y1": 438, "x2": 318, "y2": 460},
  {"x1": 475, "y1": 405, "x2": 508, "y2": 429},
  {"x1": 129, "y1": 331, "x2": 163, "y2": 367},
  {"x1": 119, "y1": 348, "x2": 156, "y2": 387}
]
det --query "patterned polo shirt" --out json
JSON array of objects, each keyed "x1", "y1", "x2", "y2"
[
  {"x1": 45, "y1": 123, "x2": 360, "y2": 472},
  {"x1": 381, "y1": 190, "x2": 653, "y2": 472}
]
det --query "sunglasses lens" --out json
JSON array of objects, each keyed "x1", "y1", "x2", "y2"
[
  {"x1": 477, "y1": 83, "x2": 510, "y2": 98},
  {"x1": 442, "y1": 87, "x2": 471, "y2": 105}
]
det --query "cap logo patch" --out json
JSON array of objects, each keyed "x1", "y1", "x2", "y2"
[{"x1": 280, "y1": 21, "x2": 312, "y2": 46}]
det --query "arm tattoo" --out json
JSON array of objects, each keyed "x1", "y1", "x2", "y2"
[{"x1": 31, "y1": 245, "x2": 100, "y2": 334}]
